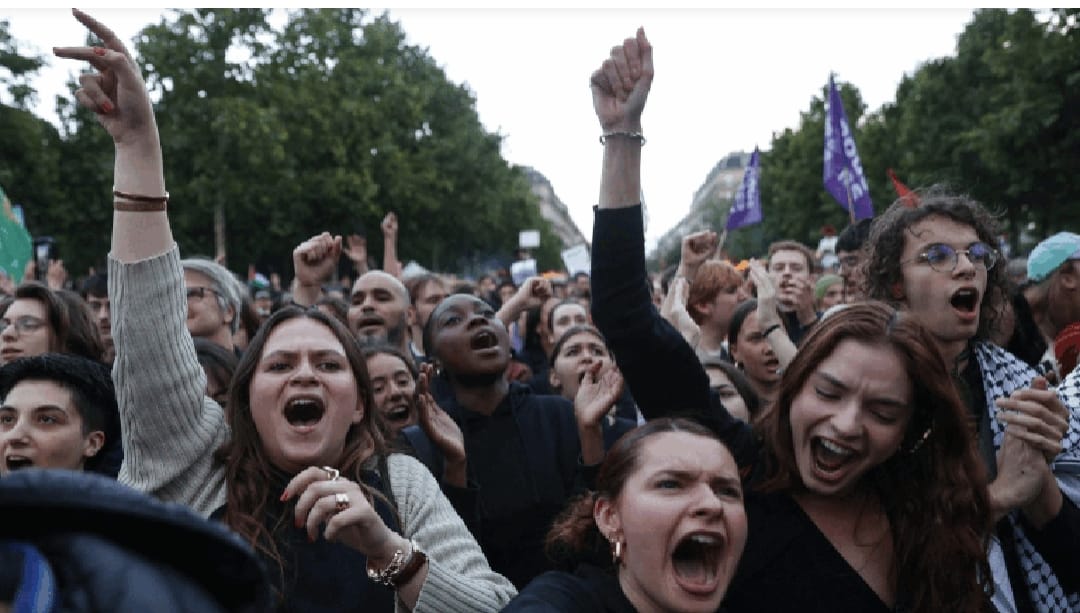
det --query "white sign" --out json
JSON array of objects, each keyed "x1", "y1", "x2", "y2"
[
  {"x1": 510, "y1": 258, "x2": 537, "y2": 286},
  {"x1": 561, "y1": 244, "x2": 591, "y2": 275},
  {"x1": 519, "y1": 229, "x2": 541, "y2": 249}
]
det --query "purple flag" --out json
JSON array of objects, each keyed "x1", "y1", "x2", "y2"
[
  {"x1": 823, "y1": 75, "x2": 873, "y2": 219},
  {"x1": 726, "y1": 148, "x2": 762, "y2": 230}
]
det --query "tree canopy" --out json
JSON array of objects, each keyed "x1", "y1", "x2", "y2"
[
  {"x1": 655, "y1": 8, "x2": 1079, "y2": 267},
  {"x1": 1, "y1": 9, "x2": 560, "y2": 281}
]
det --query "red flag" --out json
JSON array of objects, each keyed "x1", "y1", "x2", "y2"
[{"x1": 887, "y1": 168, "x2": 919, "y2": 208}]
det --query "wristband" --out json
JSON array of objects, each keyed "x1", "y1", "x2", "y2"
[
  {"x1": 599, "y1": 131, "x2": 646, "y2": 146},
  {"x1": 113, "y1": 189, "x2": 169, "y2": 212}
]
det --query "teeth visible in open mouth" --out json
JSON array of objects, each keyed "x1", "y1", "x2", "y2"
[
  {"x1": 814, "y1": 437, "x2": 856, "y2": 472},
  {"x1": 818, "y1": 438, "x2": 852, "y2": 456},
  {"x1": 672, "y1": 533, "x2": 723, "y2": 585},
  {"x1": 5, "y1": 456, "x2": 32, "y2": 470},
  {"x1": 471, "y1": 331, "x2": 498, "y2": 350},
  {"x1": 688, "y1": 534, "x2": 720, "y2": 546},
  {"x1": 386, "y1": 406, "x2": 410, "y2": 422}
]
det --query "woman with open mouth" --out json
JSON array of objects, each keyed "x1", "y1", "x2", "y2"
[
  {"x1": 54, "y1": 10, "x2": 514, "y2": 612},
  {"x1": 587, "y1": 28, "x2": 995, "y2": 612},
  {"x1": 419, "y1": 294, "x2": 635, "y2": 589},
  {"x1": 504, "y1": 418, "x2": 748, "y2": 613}
]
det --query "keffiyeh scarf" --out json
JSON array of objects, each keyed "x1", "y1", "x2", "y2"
[{"x1": 975, "y1": 342, "x2": 1080, "y2": 612}]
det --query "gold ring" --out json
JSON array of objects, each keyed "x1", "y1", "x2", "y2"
[
  {"x1": 334, "y1": 492, "x2": 349, "y2": 513},
  {"x1": 321, "y1": 466, "x2": 340, "y2": 481}
]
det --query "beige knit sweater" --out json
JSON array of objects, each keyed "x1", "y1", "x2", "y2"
[{"x1": 109, "y1": 246, "x2": 516, "y2": 612}]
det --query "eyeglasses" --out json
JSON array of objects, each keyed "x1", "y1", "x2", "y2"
[
  {"x1": 0, "y1": 315, "x2": 47, "y2": 334},
  {"x1": 186, "y1": 286, "x2": 222, "y2": 302},
  {"x1": 904, "y1": 242, "x2": 998, "y2": 273},
  {"x1": 838, "y1": 254, "x2": 861, "y2": 269}
]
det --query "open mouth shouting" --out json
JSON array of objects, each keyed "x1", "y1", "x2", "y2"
[
  {"x1": 283, "y1": 396, "x2": 326, "y2": 430},
  {"x1": 469, "y1": 329, "x2": 500, "y2": 352},
  {"x1": 4, "y1": 454, "x2": 34, "y2": 471},
  {"x1": 949, "y1": 287, "x2": 980, "y2": 323},
  {"x1": 671, "y1": 531, "x2": 729, "y2": 596},
  {"x1": 383, "y1": 401, "x2": 413, "y2": 424},
  {"x1": 809, "y1": 436, "x2": 860, "y2": 485},
  {"x1": 355, "y1": 315, "x2": 385, "y2": 334}
]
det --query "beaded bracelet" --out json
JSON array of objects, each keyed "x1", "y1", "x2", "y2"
[
  {"x1": 599, "y1": 131, "x2": 646, "y2": 146},
  {"x1": 113, "y1": 189, "x2": 169, "y2": 212}
]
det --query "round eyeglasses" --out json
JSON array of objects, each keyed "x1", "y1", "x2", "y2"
[{"x1": 903, "y1": 242, "x2": 998, "y2": 273}]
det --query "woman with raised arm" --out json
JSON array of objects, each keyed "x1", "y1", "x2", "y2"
[
  {"x1": 54, "y1": 10, "x2": 514, "y2": 611},
  {"x1": 587, "y1": 28, "x2": 994, "y2": 612}
]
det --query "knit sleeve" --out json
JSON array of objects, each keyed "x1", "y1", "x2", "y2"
[
  {"x1": 387, "y1": 453, "x2": 517, "y2": 612},
  {"x1": 109, "y1": 246, "x2": 227, "y2": 516}
]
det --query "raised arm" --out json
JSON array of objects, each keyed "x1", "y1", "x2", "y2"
[
  {"x1": 495, "y1": 276, "x2": 552, "y2": 329},
  {"x1": 588, "y1": 29, "x2": 757, "y2": 468},
  {"x1": 381, "y1": 212, "x2": 403, "y2": 279},
  {"x1": 55, "y1": 9, "x2": 225, "y2": 514},
  {"x1": 53, "y1": 11, "x2": 171, "y2": 261}
]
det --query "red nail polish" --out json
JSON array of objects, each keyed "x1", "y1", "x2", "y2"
[
  {"x1": 93, "y1": 47, "x2": 107, "y2": 56},
  {"x1": 100, "y1": 100, "x2": 113, "y2": 114}
]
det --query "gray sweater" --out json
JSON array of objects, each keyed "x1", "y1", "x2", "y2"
[{"x1": 110, "y1": 246, "x2": 516, "y2": 612}]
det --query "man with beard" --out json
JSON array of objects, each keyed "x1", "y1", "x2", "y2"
[
  {"x1": 292, "y1": 232, "x2": 412, "y2": 356},
  {"x1": 863, "y1": 188, "x2": 1080, "y2": 612},
  {"x1": 349, "y1": 270, "x2": 411, "y2": 352}
]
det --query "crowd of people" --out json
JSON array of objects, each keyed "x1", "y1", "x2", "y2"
[{"x1": 1, "y1": 13, "x2": 1078, "y2": 613}]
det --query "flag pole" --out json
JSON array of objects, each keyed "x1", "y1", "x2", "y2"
[
  {"x1": 844, "y1": 172, "x2": 856, "y2": 224},
  {"x1": 716, "y1": 228, "x2": 728, "y2": 259}
]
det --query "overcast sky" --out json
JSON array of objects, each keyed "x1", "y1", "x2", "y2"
[{"x1": 4, "y1": 7, "x2": 977, "y2": 250}]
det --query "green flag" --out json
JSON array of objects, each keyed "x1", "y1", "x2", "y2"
[{"x1": 0, "y1": 185, "x2": 32, "y2": 284}]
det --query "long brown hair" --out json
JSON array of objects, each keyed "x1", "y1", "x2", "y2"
[
  {"x1": 217, "y1": 306, "x2": 392, "y2": 588},
  {"x1": 757, "y1": 301, "x2": 991, "y2": 612},
  {"x1": 6, "y1": 283, "x2": 105, "y2": 362},
  {"x1": 545, "y1": 418, "x2": 729, "y2": 570}
]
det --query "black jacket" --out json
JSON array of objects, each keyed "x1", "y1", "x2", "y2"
[{"x1": 0, "y1": 469, "x2": 270, "y2": 612}]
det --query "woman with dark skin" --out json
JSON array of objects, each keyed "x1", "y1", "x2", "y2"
[{"x1": 420, "y1": 293, "x2": 626, "y2": 589}]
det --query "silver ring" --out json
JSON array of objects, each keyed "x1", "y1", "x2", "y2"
[
  {"x1": 334, "y1": 492, "x2": 349, "y2": 513},
  {"x1": 321, "y1": 466, "x2": 340, "y2": 481}
]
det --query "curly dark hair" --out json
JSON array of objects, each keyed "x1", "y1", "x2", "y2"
[
  {"x1": 862, "y1": 186, "x2": 1007, "y2": 342},
  {"x1": 756, "y1": 301, "x2": 991, "y2": 612}
]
